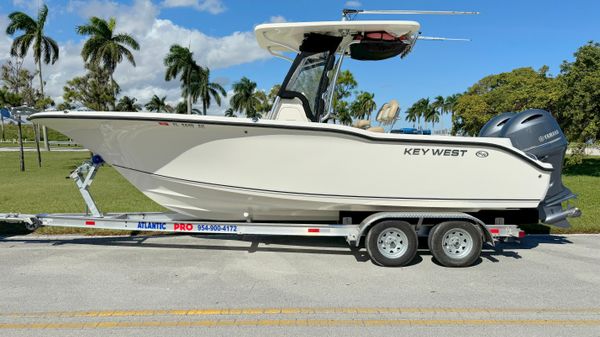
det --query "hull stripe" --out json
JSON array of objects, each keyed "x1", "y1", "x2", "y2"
[{"x1": 114, "y1": 164, "x2": 541, "y2": 203}]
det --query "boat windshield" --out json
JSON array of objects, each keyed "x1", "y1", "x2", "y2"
[
  {"x1": 283, "y1": 52, "x2": 330, "y2": 117},
  {"x1": 280, "y1": 51, "x2": 335, "y2": 121}
]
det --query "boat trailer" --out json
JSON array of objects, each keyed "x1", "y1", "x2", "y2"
[{"x1": 1, "y1": 158, "x2": 526, "y2": 267}]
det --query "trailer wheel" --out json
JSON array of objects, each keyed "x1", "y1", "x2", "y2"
[
  {"x1": 24, "y1": 218, "x2": 41, "y2": 233},
  {"x1": 366, "y1": 220, "x2": 418, "y2": 267},
  {"x1": 427, "y1": 224, "x2": 440, "y2": 252},
  {"x1": 430, "y1": 221, "x2": 482, "y2": 268}
]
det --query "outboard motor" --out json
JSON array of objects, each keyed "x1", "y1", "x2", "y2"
[
  {"x1": 480, "y1": 109, "x2": 580, "y2": 227},
  {"x1": 479, "y1": 112, "x2": 515, "y2": 138}
]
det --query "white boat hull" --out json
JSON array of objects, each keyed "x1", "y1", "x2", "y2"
[{"x1": 32, "y1": 112, "x2": 553, "y2": 221}]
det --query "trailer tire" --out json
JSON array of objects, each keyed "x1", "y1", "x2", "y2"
[
  {"x1": 430, "y1": 221, "x2": 482, "y2": 268},
  {"x1": 24, "y1": 218, "x2": 41, "y2": 233},
  {"x1": 366, "y1": 220, "x2": 418, "y2": 267},
  {"x1": 427, "y1": 224, "x2": 440, "y2": 252}
]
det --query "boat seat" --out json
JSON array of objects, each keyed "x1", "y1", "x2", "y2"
[
  {"x1": 354, "y1": 120, "x2": 371, "y2": 129},
  {"x1": 367, "y1": 126, "x2": 385, "y2": 133},
  {"x1": 272, "y1": 98, "x2": 309, "y2": 122},
  {"x1": 376, "y1": 99, "x2": 400, "y2": 124}
]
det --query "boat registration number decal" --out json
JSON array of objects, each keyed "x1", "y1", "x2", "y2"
[
  {"x1": 403, "y1": 147, "x2": 468, "y2": 157},
  {"x1": 157, "y1": 122, "x2": 204, "y2": 128}
]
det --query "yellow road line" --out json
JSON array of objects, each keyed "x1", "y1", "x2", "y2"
[
  {"x1": 1, "y1": 319, "x2": 600, "y2": 329},
  {"x1": 3, "y1": 307, "x2": 600, "y2": 318}
]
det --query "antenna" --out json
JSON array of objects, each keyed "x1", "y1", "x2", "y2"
[
  {"x1": 342, "y1": 9, "x2": 479, "y2": 20},
  {"x1": 418, "y1": 36, "x2": 471, "y2": 42}
]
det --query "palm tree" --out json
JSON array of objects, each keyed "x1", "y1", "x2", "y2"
[
  {"x1": 431, "y1": 95, "x2": 445, "y2": 132},
  {"x1": 77, "y1": 16, "x2": 139, "y2": 107},
  {"x1": 415, "y1": 98, "x2": 431, "y2": 130},
  {"x1": 224, "y1": 108, "x2": 236, "y2": 117},
  {"x1": 405, "y1": 104, "x2": 419, "y2": 128},
  {"x1": 406, "y1": 98, "x2": 432, "y2": 129},
  {"x1": 184, "y1": 67, "x2": 226, "y2": 115},
  {"x1": 164, "y1": 44, "x2": 200, "y2": 114},
  {"x1": 254, "y1": 90, "x2": 270, "y2": 114},
  {"x1": 145, "y1": 95, "x2": 173, "y2": 113},
  {"x1": 6, "y1": 4, "x2": 59, "y2": 150},
  {"x1": 116, "y1": 96, "x2": 141, "y2": 111},
  {"x1": 175, "y1": 100, "x2": 200, "y2": 114},
  {"x1": 335, "y1": 101, "x2": 353, "y2": 125},
  {"x1": 231, "y1": 77, "x2": 261, "y2": 118},
  {"x1": 350, "y1": 91, "x2": 376, "y2": 121},
  {"x1": 444, "y1": 93, "x2": 461, "y2": 132},
  {"x1": 425, "y1": 105, "x2": 440, "y2": 131}
]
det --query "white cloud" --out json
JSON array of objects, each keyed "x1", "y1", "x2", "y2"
[
  {"x1": 11, "y1": 0, "x2": 42, "y2": 11},
  {"x1": 344, "y1": 1, "x2": 362, "y2": 7},
  {"x1": 1, "y1": 0, "x2": 270, "y2": 112},
  {"x1": 161, "y1": 0, "x2": 225, "y2": 14},
  {"x1": 269, "y1": 15, "x2": 286, "y2": 23}
]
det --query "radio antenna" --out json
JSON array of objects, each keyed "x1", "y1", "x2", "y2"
[{"x1": 342, "y1": 9, "x2": 479, "y2": 21}]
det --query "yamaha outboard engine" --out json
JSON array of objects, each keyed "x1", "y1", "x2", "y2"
[
  {"x1": 479, "y1": 112, "x2": 515, "y2": 138},
  {"x1": 480, "y1": 109, "x2": 580, "y2": 227}
]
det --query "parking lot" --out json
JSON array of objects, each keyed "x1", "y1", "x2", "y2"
[{"x1": 0, "y1": 233, "x2": 599, "y2": 336}]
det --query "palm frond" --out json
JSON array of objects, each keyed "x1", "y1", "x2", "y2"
[
  {"x1": 37, "y1": 5, "x2": 49, "y2": 28},
  {"x1": 6, "y1": 12, "x2": 37, "y2": 35},
  {"x1": 113, "y1": 33, "x2": 140, "y2": 50},
  {"x1": 118, "y1": 45, "x2": 136, "y2": 67},
  {"x1": 10, "y1": 34, "x2": 33, "y2": 58},
  {"x1": 42, "y1": 36, "x2": 60, "y2": 64}
]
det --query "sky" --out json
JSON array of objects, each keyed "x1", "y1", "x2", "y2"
[{"x1": 0, "y1": 0, "x2": 599, "y2": 129}]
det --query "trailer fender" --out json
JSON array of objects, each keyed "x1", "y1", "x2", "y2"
[{"x1": 355, "y1": 212, "x2": 494, "y2": 247}]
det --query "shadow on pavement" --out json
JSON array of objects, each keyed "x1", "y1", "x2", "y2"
[{"x1": 0, "y1": 233, "x2": 574, "y2": 266}]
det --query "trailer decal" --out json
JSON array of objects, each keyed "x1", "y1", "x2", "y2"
[
  {"x1": 174, "y1": 223, "x2": 194, "y2": 231},
  {"x1": 137, "y1": 222, "x2": 166, "y2": 230},
  {"x1": 198, "y1": 224, "x2": 238, "y2": 233}
]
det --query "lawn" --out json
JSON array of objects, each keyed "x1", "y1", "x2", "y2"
[
  {"x1": 0, "y1": 151, "x2": 164, "y2": 235},
  {"x1": 0, "y1": 151, "x2": 598, "y2": 235}
]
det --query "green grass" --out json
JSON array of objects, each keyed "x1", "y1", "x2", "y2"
[
  {"x1": 0, "y1": 151, "x2": 164, "y2": 235},
  {"x1": 1, "y1": 123, "x2": 70, "y2": 142},
  {"x1": 0, "y1": 152, "x2": 598, "y2": 235},
  {"x1": 0, "y1": 142, "x2": 82, "y2": 148}
]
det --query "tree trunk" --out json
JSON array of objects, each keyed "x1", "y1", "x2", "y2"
[
  {"x1": 110, "y1": 74, "x2": 117, "y2": 111},
  {"x1": 38, "y1": 60, "x2": 50, "y2": 152},
  {"x1": 1, "y1": 114, "x2": 4, "y2": 141},
  {"x1": 17, "y1": 117, "x2": 25, "y2": 172},
  {"x1": 203, "y1": 100, "x2": 207, "y2": 115},
  {"x1": 34, "y1": 123, "x2": 42, "y2": 167}
]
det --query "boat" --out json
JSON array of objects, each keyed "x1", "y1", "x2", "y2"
[{"x1": 29, "y1": 19, "x2": 579, "y2": 227}]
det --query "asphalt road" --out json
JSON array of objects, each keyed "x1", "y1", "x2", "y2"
[{"x1": 0, "y1": 233, "x2": 599, "y2": 336}]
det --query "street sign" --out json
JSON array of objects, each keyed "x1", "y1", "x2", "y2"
[{"x1": 0, "y1": 108, "x2": 10, "y2": 118}]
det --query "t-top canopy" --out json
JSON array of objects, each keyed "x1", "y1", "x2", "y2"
[{"x1": 255, "y1": 20, "x2": 420, "y2": 57}]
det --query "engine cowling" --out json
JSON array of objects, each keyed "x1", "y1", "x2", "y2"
[{"x1": 479, "y1": 109, "x2": 579, "y2": 226}]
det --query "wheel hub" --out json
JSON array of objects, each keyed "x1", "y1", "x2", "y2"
[
  {"x1": 442, "y1": 228, "x2": 474, "y2": 259},
  {"x1": 377, "y1": 229, "x2": 409, "y2": 259}
]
